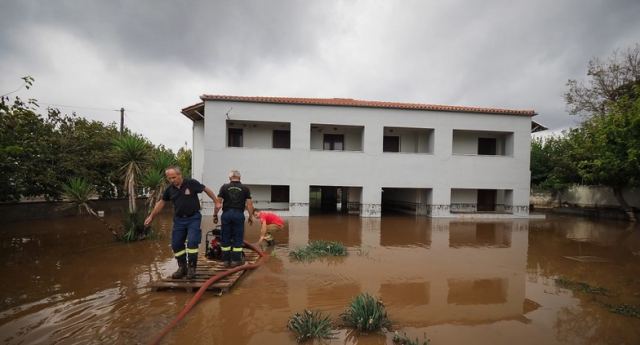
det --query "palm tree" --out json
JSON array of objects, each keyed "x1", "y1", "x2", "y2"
[
  {"x1": 113, "y1": 134, "x2": 150, "y2": 241},
  {"x1": 113, "y1": 134, "x2": 150, "y2": 213},
  {"x1": 142, "y1": 149, "x2": 176, "y2": 212},
  {"x1": 63, "y1": 177, "x2": 119, "y2": 239}
]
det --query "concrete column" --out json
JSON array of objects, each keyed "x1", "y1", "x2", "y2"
[
  {"x1": 430, "y1": 186, "x2": 451, "y2": 217},
  {"x1": 290, "y1": 120, "x2": 310, "y2": 151},
  {"x1": 510, "y1": 187, "x2": 530, "y2": 217},
  {"x1": 363, "y1": 123, "x2": 383, "y2": 154},
  {"x1": 360, "y1": 217, "x2": 381, "y2": 248},
  {"x1": 434, "y1": 126, "x2": 453, "y2": 157},
  {"x1": 360, "y1": 185, "x2": 381, "y2": 217},
  {"x1": 289, "y1": 182, "x2": 309, "y2": 216}
]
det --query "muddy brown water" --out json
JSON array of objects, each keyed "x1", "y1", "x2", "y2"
[{"x1": 1, "y1": 213, "x2": 640, "y2": 344}]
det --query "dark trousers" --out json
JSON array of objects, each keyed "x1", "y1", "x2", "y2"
[
  {"x1": 171, "y1": 212, "x2": 202, "y2": 266},
  {"x1": 221, "y1": 208, "x2": 245, "y2": 261}
]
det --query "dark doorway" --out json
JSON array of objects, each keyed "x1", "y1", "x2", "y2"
[
  {"x1": 477, "y1": 189, "x2": 497, "y2": 211},
  {"x1": 272, "y1": 130, "x2": 290, "y2": 149},
  {"x1": 477, "y1": 138, "x2": 497, "y2": 155},
  {"x1": 228, "y1": 128, "x2": 243, "y2": 147},
  {"x1": 323, "y1": 134, "x2": 344, "y2": 151},
  {"x1": 309, "y1": 186, "x2": 353, "y2": 214},
  {"x1": 383, "y1": 136, "x2": 400, "y2": 152}
]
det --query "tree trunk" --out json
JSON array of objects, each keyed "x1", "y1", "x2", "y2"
[{"x1": 613, "y1": 187, "x2": 637, "y2": 223}]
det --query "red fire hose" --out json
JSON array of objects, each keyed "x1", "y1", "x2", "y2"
[{"x1": 149, "y1": 241, "x2": 268, "y2": 345}]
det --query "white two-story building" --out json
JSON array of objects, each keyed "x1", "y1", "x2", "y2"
[{"x1": 181, "y1": 95, "x2": 539, "y2": 218}]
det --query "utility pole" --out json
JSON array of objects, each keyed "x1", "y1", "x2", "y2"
[{"x1": 120, "y1": 107, "x2": 125, "y2": 133}]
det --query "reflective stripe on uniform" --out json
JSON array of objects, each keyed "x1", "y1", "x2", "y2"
[
  {"x1": 186, "y1": 248, "x2": 199, "y2": 254},
  {"x1": 232, "y1": 247, "x2": 243, "y2": 252},
  {"x1": 174, "y1": 250, "x2": 186, "y2": 257},
  {"x1": 221, "y1": 246, "x2": 231, "y2": 252}
]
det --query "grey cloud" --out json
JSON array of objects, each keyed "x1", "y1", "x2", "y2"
[{"x1": 1, "y1": 0, "x2": 639, "y2": 149}]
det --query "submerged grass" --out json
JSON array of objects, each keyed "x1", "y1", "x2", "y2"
[
  {"x1": 605, "y1": 304, "x2": 640, "y2": 319},
  {"x1": 289, "y1": 240, "x2": 347, "y2": 261},
  {"x1": 287, "y1": 309, "x2": 335, "y2": 343},
  {"x1": 554, "y1": 277, "x2": 611, "y2": 296},
  {"x1": 341, "y1": 293, "x2": 391, "y2": 332},
  {"x1": 392, "y1": 331, "x2": 430, "y2": 345}
]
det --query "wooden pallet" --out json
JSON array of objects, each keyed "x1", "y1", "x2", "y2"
[{"x1": 150, "y1": 250, "x2": 260, "y2": 294}]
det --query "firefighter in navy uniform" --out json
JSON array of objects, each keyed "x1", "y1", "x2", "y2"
[
  {"x1": 214, "y1": 170, "x2": 254, "y2": 268},
  {"x1": 145, "y1": 166, "x2": 221, "y2": 280}
]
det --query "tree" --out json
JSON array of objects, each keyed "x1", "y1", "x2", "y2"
[
  {"x1": 176, "y1": 146, "x2": 192, "y2": 178},
  {"x1": 530, "y1": 136, "x2": 581, "y2": 205},
  {"x1": 571, "y1": 91, "x2": 640, "y2": 221},
  {"x1": 565, "y1": 44, "x2": 640, "y2": 117},
  {"x1": 113, "y1": 134, "x2": 151, "y2": 241},
  {"x1": 1, "y1": 82, "x2": 123, "y2": 201},
  {"x1": 142, "y1": 147, "x2": 176, "y2": 213}
]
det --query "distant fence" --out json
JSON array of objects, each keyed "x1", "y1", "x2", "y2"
[
  {"x1": 531, "y1": 186, "x2": 640, "y2": 209},
  {"x1": 1, "y1": 198, "x2": 150, "y2": 224}
]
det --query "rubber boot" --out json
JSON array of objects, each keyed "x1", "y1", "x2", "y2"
[
  {"x1": 171, "y1": 258, "x2": 187, "y2": 279},
  {"x1": 186, "y1": 262, "x2": 197, "y2": 280},
  {"x1": 230, "y1": 249, "x2": 245, "y2": 267},
  {"x1": 222, "y1": 250, "x2": 231, "y2": 268}
]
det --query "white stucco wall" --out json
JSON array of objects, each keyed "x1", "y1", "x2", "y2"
[
  {"x1": 309, "y1": 124, "x2": 363, "y2": 151},
  {"x1": 197, "y1": 100, "x2": 532, "y2": 218},
  {"x1": 452, "y1": 130, "x2": 511, "y2": 156},
  {"x1": 244, "y1": 184, "x2": 289, "y2": 210},
  {"x1": 227, "y1": 121, "x2": 290, "y2": 149},
  {"x1": 192, "y1": 119, "x2": 204, "y2": 182}
]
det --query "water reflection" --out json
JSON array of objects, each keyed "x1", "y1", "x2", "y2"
[
  {"x1": 449, "y1": 222, "x2": 512, "y2": 248},
  {"x1": 447, "y1": 278, "x2": 508, "y2": 305},
  {"x1": 2, "y1": 213, "x2": 640, "y2": 344},
  {"x1": 380, "y1": 217, "x2": 432, "y2": 247}
]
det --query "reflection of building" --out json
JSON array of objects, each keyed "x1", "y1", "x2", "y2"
[
  {"x1": 182, "y1": 96, "x2": 538, "y2": 218},
  {"x1": 282, "y1": 218, "x2": 532, "y2": 326}
]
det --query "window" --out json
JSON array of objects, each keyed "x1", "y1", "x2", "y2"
[
  {"x1": 323, "y1": 134, "x2": 344, "y2": 151},
  {"x1": 272, "y1": 130, "x2": 290, "y2": 149},
  {"x1": 228, "y1": 128, "x2": 243, "y2": 147},
  {"x1": 383, "y1": 136, "x2": 400, "y2": 152},
  {"x1": 478, "y1": 138, "x2": 497, "y2": 155},
  {"x1": 271, "y1": 185, "x2": 289, "y2": 202}
]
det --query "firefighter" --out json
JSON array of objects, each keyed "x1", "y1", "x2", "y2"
[
  {"x1": 214, "y1": 170, "x2": 254, "y2": 268},
  {"x1": 145, "y1": 166, "x2": 221, "y2": 279}
]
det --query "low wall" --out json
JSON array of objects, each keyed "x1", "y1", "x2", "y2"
[
  {"x1": 1, "y1": 199, "x2": 151, "y2": 224},
  {"x1": 530, "y1": 186, "x2": 640, "y2": 221},
  {"x1": 531, "y1": 186, "x2": 640, "y2": 209}
]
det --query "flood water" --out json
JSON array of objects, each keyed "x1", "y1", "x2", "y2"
[{"x1": 1, "y1": 212, "x2": 640, "y2": 344}]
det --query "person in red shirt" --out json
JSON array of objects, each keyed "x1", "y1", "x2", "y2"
[{"x1": 253, "y1": 209, "x2": 285, "y2": 246}]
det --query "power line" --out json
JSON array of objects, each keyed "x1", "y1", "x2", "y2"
[{"x1": 38, "y1": 102, "x2": 121, "y2": 112}]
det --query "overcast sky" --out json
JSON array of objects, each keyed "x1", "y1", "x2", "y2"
[{"x1": 1, "y1": 0, "x2": 639, "y2": 150}]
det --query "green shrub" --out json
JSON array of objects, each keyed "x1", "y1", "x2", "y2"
[
  {"x1": 554, "y1": 277, "x2": 610, "y2": 296},
  {"x1": 289, "y1": 240, "x2": 347, "y2": 261},
  {"x1": 287, "y1": 309, "x2": 335, "y2": 343},
  {"x1": 122, "y1": 211, "x2": 148, "y2": 242},
  {"x1": 392, "y1": 331, "x2": 430, "y2": 345},
  {"x1": 341, "y1": 293, "x2": 390, "y2": 332},
  {"x1": 606, "y1": 304, "x2": 640, "y2": 318}
]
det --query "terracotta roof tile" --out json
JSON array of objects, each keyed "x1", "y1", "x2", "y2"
[{"x1": 195, "y1": 94, "x2": 536, "y2": 116}]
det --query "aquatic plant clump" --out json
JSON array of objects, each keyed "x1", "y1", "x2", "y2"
[
  {"x1": 341, "y1": 293, "x2": 391, "y2": 332},
  {"x1": 287, "y1": 309, "x2": 335, "y2": 343},
  {"x1": 606, "y1": 304, "x2": 640, "y2": 319},
  {"x1": 392, "y1": 331, "x2": 430, "y2": 345},
  {"x1": 289, "y1": 240, "x2": 348, "y2": 261},
  {"x1": 554, "y1": 277, "x2": 611, "y2": 296}
]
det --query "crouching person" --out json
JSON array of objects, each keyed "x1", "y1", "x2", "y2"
[
  {"x1": 253, "y1": 209, "x2": 285, "y2": 246},
  {"x1": 145, "y1": 166, "x2": 221, "y2": 280}
]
